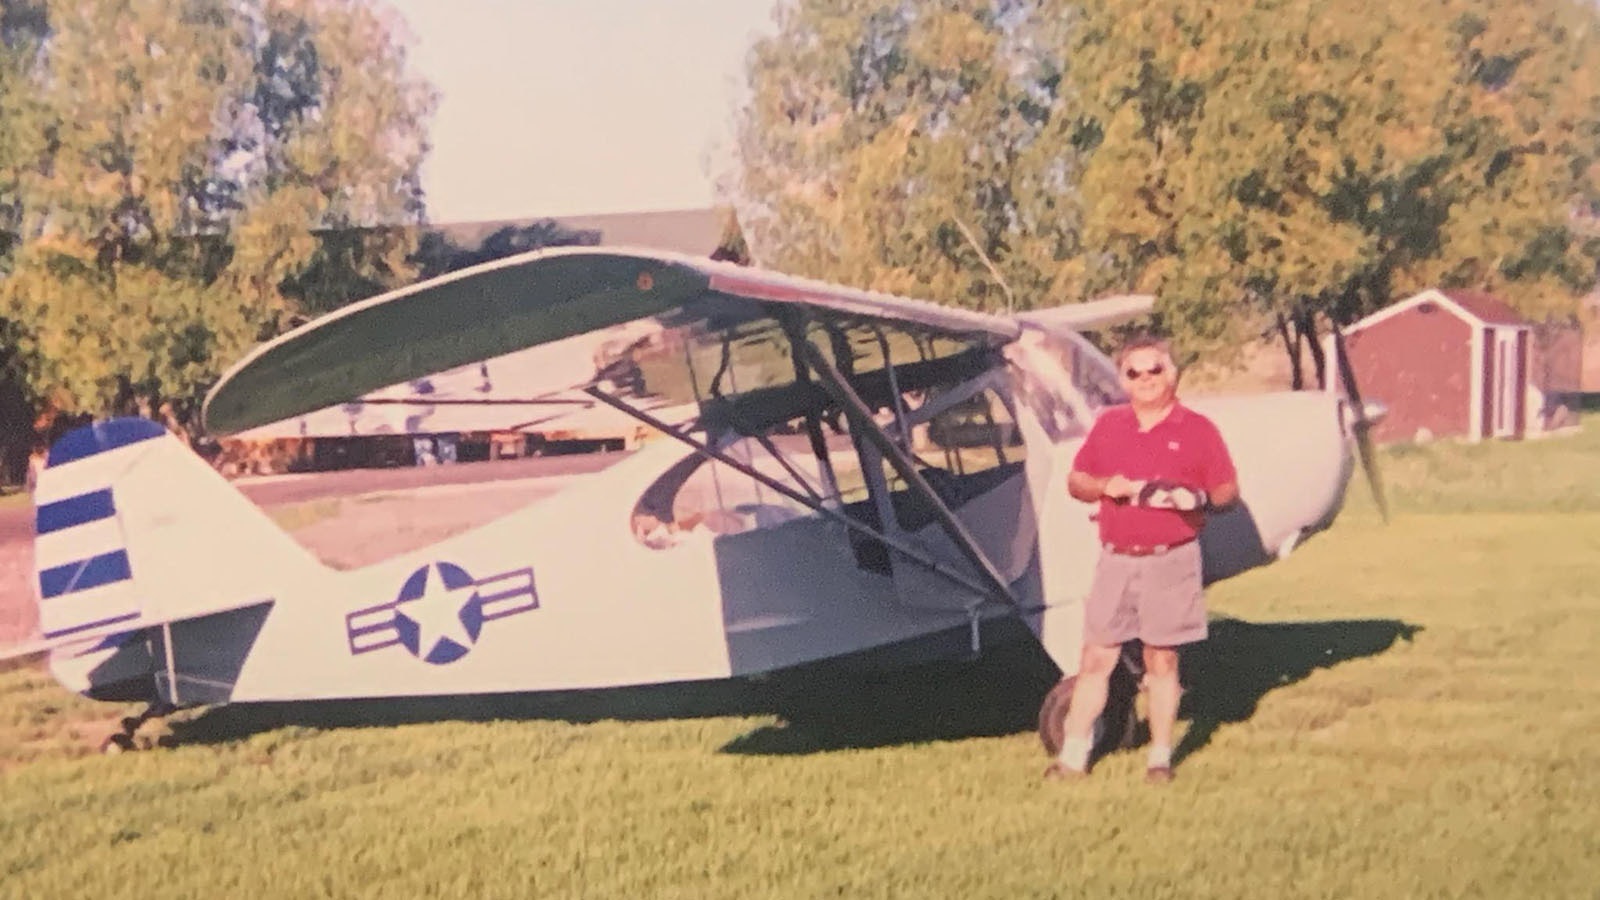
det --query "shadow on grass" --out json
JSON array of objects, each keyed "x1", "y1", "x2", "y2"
[
  {"x1": 1173, "y1": 616, "x2": 1421, "y2": 764},
  {"x1": 722, "y1": 617, "x2": 1419, "y2": 756},
  {"x1": 167, "y1": 616, "x2": 1418, "y2": 759},
  {"x1": 168, "y1": 679, "x2": 780, "y2": 746}
]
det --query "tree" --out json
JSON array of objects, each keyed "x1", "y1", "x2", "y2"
[
  {"x1": 0, "y1": 0, "x2": 435, "y2": 425},
  {"x1": 730, "y1": 0, "x2": 1600, "y2": 384},
  {"x1": 409, "y1": 219, "x2": 602, "y2": 282},
  {"x1": 727, "y1": 0, "x2": 1083, "y2": 314},
  {"x1": 0, "y1": 1, "x2": 50, "y2": 480},
  {"x1": 1051, "y1": 0, "x2": 1600, "y2": 378}
]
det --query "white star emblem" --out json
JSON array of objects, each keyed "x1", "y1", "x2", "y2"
[{"x1": 395, "y1": 564, "x2": 479, "y2": 664}]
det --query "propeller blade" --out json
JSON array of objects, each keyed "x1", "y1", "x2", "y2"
[
  {"x1": 1333, "y1": 327, "x2": 1390, "y2": 522},
  {"x1": 1352, "y1": 417, "x2": 1390, "y2": 522}
]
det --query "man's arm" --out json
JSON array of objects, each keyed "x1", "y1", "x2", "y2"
[
  {"x1": 1068, "y1": 469, "x2": 1107, "y2": 503},
  {"x1": 1197, "y1": 418, "x2": 1240, "y2": 509},
  {"x1": 1069, "y1": 416, "x2": 1139, "y2": 504}
]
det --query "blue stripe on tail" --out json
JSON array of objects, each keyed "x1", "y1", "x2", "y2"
[
  {"x1": 35, "y1": 488, "x2": 116, "y2": 535},
  {"x1": 38, "y1": 551, "x2": 133, "y2": 599},
  {"x1": 43, "y1": 612, "x2": 142, "y2": 641}
]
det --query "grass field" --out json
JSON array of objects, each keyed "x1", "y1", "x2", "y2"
[{"x1": 3, "y1": 425, "x2": 1600, "y2": 898}]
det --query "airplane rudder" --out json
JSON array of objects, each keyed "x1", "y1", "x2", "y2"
[
  {"x1": 31, "y1": 418, "x2": 168, "y2": 644},
  {"x1": 33, "y1": 416, "x2": 318, "y2": 638}
]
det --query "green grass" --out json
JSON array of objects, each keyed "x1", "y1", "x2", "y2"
[
  {"x1": 3, "y1": 423, "x2": 1600, "y2": 898},
  {"x1": 1354, "y1": 423, "x2": 1600, "y2": 515}
]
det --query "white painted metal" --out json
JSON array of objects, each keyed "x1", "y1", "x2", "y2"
[
  {"x1": 19, "y1": 291, "x2": 1360, "y2": 710},
  {"x1": 1469, "y1": 326, "x2": 1485, "y2": 442},
  {"x1": 1492, "y1": 329, "x2": 1520, "y2": 438}
]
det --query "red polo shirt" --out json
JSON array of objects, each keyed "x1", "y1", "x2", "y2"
[{"x1": 1071, "y1": 404, "x2": 1237, "y2": 547}]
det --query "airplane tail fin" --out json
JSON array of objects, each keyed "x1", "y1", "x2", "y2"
[{"x1": 28, "y1": 418, "x2": 321, "y2": 656}]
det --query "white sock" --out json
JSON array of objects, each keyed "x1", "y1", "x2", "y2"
[
  {"x1": 1057, "y1": 736, "x2": 1092, "y2": 771},
  {"x1": 1147, "y1": 745, "x2": 1172, "y2": 769}
]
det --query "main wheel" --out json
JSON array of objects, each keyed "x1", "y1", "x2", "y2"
[
  {"x1": 1036, "y1": 675, "x2": 1076, "y2": 758},
  {"x1": 1036, "y1": 663, "x2": 1142, "y2": 757}
]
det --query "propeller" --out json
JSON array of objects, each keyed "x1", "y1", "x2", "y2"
[{"x1": 1332, "y1": 326, "x2": 1390, "y2": 522}]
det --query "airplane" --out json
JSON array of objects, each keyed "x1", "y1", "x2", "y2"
[{"x1": 6, "y1": 246, "x2": 1386, "y2": 754}]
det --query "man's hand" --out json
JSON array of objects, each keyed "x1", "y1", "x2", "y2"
[
  {"x1": 1068, "y1": 471, "x2": 1148, "y2": 504},
  {"x1": 1137, "y1": 481, "x2": 1208, "y2": 511},
  {"x1": 1103, "y1": 474, "x2": 1142, "y2": 500}
]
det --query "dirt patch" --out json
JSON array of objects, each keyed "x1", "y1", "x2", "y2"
[{"x1": 0, "y1": 518, "x2": 35, "y2": 644}]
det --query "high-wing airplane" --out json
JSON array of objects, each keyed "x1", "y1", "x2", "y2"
[{"x1": 10, "y1": 246, "x2": 1384, "y2": 753}]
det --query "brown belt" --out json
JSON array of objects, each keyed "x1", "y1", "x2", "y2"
[{"x1": 1103, "y1": 537, "x2": 1196, "y2": 557}]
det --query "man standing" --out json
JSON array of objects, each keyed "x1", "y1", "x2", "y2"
[{"x1": 1045, "y1": 334, "x2": 1238, "y2": 784}]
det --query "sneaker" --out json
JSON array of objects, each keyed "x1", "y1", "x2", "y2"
[{"x1": 1145, "y1": 765, "x2": 1174, "y2": 784}]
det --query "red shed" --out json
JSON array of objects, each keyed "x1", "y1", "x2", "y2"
[{"x1": 1326, "y1": 289, "x2": 1532, "y2": 443}]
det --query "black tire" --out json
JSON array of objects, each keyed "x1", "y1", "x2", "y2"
[
  {"x1": 1036, "y1": 659, "x2": 1143, "y2": 757},
  {"x1": 1036, "y1": 675, "x2": 1076, "y2": 758}
]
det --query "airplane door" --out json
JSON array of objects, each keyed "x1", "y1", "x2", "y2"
[
  {"x1": 1009, "y1": 384, "x2": 1098, "y2": 672},
  {"x1": 1000, "y1": 328, "x2": 1125, "y2": 673}
]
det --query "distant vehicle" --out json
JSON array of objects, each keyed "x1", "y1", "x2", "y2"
[{"x1": 8, "y1": 247, "x2": 1384, "y2": 752}]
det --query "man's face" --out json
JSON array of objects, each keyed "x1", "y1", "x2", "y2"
[{"x1": 1120, "y1": 346, "x2": 1178, "y2": 408}]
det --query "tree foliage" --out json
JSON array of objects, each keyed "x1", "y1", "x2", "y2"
[
  {"x1": 729, "y1": 0, "x2": 1082, "y2": 313},
  {"x1": 410, "y1": 219, "x2": 601, "y2": 282},
  {"x1": 1057, "y1": 0, "x2": 1600, "y2": 373},
  {"x1": 0, "y1": 0, "x2": 435, "y2": 422},
  {"x1": 729, "y1": 0, "x2": 1600, "y2": 376}
]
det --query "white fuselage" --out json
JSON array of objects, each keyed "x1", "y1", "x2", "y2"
[{"x1": 46, "y1": 389, "x2": 1352, "y2": 705}]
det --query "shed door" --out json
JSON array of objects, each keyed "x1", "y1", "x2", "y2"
[{"x1": 1492, "y1": 330, "x2": 1520, "y2": 438}]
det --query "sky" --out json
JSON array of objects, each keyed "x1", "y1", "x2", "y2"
[{"x1": 383, "y1": 0, "x2": 780, "y2": 224}]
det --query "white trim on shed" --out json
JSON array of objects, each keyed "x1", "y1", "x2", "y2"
[
  {"x1": 1468, "y1": 326, "x2": 1484, "y2": 440},
  {"x1": 1343, "y1": 288, "x2": 1531, "y2": 335},
  {"x1": 1324, "y1": 288, "x2": 1532, "y2": 443}
]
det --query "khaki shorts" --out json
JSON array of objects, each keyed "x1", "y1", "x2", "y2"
[{"x1": 1084, "y1": 540, "x2": 1207, "y2": 647}]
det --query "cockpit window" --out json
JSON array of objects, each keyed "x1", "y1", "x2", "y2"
[
  {"x1": 1003, "y1": 328, "x2": 1126, "y2": 442},
  {"x1": 1064, "y1": 332, "x2": 1127, "y2": 413},
  {"x1": 630, "y1": 432, "x2": 827, "y2": 550}
]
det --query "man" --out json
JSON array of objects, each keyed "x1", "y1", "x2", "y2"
[{"x1": 1045, "y1": 333, "x2": 1238, "y2": 784}]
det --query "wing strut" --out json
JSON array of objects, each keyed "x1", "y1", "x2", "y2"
[
  {"x1": 792, "y1": 331, "x2": 1019, "y2": 607},
  {"x1": 580, "y1": 386, "x2": 999, "y2": 600}
]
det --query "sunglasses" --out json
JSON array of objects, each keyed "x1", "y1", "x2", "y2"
[{"x1": 1122, "y1": 364, "x2": 1167, "y2": 380}]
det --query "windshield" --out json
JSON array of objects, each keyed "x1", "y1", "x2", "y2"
[{"x1": 1002, "y1": 327, "x2": 1127, "y2": 442}]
